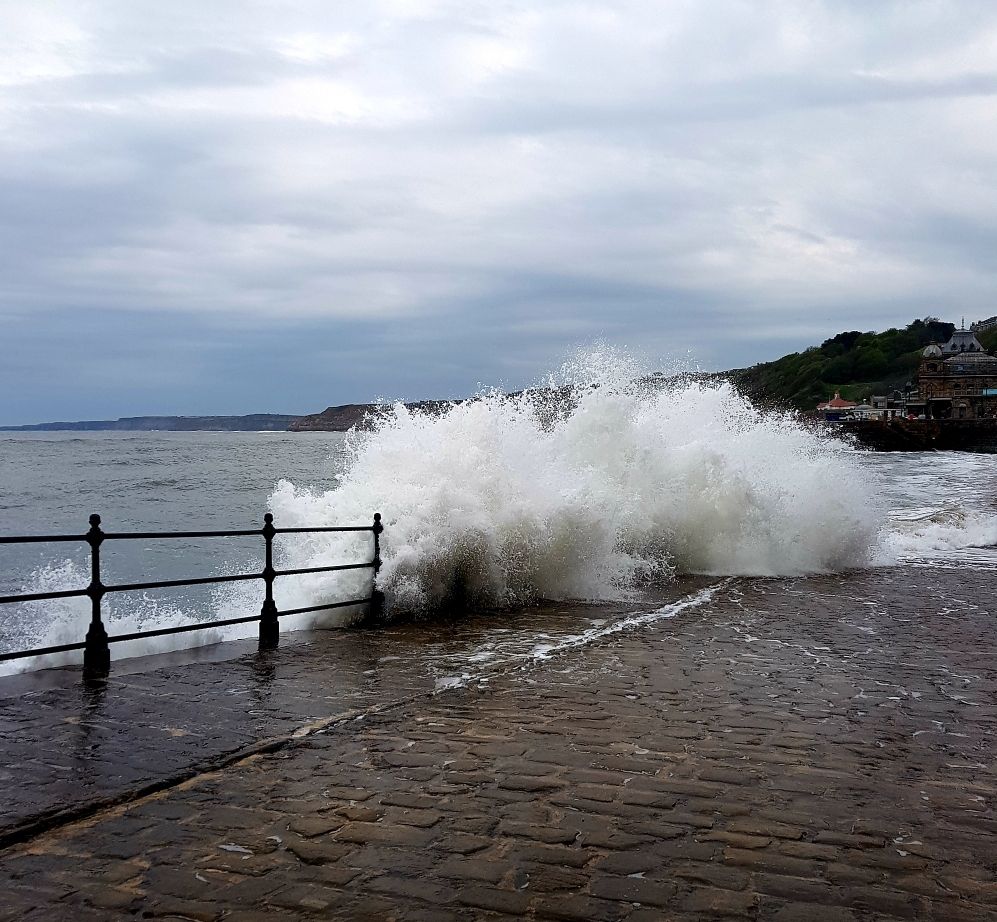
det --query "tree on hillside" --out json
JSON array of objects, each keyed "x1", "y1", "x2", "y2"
[{"x1": 732, "y1": 318, "x2": 959, "y2": 410}]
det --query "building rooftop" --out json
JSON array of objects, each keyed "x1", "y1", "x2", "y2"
[
  {"x1": 817, "y1": 391, "x2": 857, "y2": 410},
  {"x1": 944, "y1": 351, "x2": 996, "y2": 364},
  {"x1": 941, "y1": 328, "x2": 985, "y2": 354}
]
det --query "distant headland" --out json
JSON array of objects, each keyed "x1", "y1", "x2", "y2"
[
  {"x1": 0, "y1": 406, "x2": 452, "y2": 433},
  {"x1": 288, "y1": 400, "x2": 453, "y2": 432},
  {"x1": 0, "y1": 414, "x2": 302, "y2": 432}
]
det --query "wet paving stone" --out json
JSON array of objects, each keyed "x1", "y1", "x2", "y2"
[{"x1": 0, "y1": 568, "x2": 995, "y2": 918}]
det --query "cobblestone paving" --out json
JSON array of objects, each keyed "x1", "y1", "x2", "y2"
[
  {"x1": 0, "y1": 597, "x2": 649, "y2": 840},
  {"x1": 0, "y1": 567, "x2": 995, "y2": 920},
  {"x1": 0, "y1": 632, "x2": 437, "y2": 837}
]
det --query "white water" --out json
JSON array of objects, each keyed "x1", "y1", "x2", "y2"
[
  {"x1": 428, "y1": 582, "x2": 728, "y2": 693},
  {"x1": 270, "y1": 355, "x2": 879, "y2": 613},
  {"x1": 881, "y1": 509, "x2": 997, "y2": 561},
  {"x1": 6, "y1": 353, "x2": 997, "y2": 675}
]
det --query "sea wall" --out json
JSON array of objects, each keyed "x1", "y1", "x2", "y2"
[{"x1": 842, "y1": 418, "x2": 997, "y2": 452}]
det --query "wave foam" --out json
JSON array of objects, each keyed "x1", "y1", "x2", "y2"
[
  {"x1": 271, "y1": 355, "x2": 881, "y2": 615},
  {"x1": 878, "y1": 507, "x2": 997, "y2": 563}
]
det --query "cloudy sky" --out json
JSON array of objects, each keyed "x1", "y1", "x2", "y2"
[{"x1": 2, "y1": 1, "x2": 996, "y2": 423}]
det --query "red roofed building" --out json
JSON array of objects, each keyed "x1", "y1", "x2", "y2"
[{"x1": 816, "y1": 391, "x2": 858, "y2": 421}]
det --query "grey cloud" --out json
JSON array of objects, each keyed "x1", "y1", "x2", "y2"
[
  {"x1": 453, "y1": 71, "x2": 997, "y2": 137},
  {"x1": 2, "y1": 1, "x2": 997, "y2": 423}
]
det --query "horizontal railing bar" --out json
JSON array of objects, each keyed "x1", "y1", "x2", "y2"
[
  {"x1": 107, "y1": 613, "x2": 262, "y2": 644},
  {"x1": 278, "y1": 597, "x2": 372, "y2": 617},
  {"x1": 103, "y1": 529, "x2": 263, "y2": 540},
  {"x1": 0, "y1": 564, "x2": 374, "y2": 604},
  {"x1": 276, "y1": 562, "x2": 375, "y2": 577},
  {"x1": 0, "y1": 640, "x2": 88, "y2": 662},
  {"x1": 0, "y1": 526, "x2": 375, "y2": 544},
  {"x1": 274, "y1": 526, "x2": 374, "y2": 534},
  {"x1": 0, "y1": 534, "x2": 86, "y2": 545},
  {"x1": 0, "y1": 587, "x2": 89, "y2": 605},
  {"x1": 105, "y1": 572, "x2": 261, "y2": 593}
]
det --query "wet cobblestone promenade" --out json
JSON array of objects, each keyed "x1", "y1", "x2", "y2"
[{"x1": 1, "y1": 566, "x2": 995, "y2": 921}]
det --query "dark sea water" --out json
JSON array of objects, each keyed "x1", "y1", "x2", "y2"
[{"x1": 0, "y1": 430, "x2": 348, "y2": 534}]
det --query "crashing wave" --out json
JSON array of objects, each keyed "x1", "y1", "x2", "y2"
[{"x1": 271, "y1": 352, "x2": 880, "y2": 614}]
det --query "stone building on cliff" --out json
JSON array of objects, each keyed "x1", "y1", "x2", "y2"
[{"x1": 907, "y1": 327, "x2": 997, "y2": 420}]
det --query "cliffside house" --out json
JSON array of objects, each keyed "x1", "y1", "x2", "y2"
[
  {"x1": 907, "y1": 327, "x2": 997, "y2": 420},
  {"x1": 816, "y1": 392, "x2": 858, "y2": 421}
]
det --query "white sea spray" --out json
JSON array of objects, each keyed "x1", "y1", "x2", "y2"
[
  {"x1": 270, "y1": 353, "x2": 881, "y2": 615},
  {"x1": 0, "y1": 560, "x2": 228, "y2": 676}
]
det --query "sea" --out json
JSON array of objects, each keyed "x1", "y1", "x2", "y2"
[{"x1": 3, "y1": 366, "x2": 997, "y2": 678}]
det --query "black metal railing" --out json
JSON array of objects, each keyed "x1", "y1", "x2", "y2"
[{"x1": 0, "y1": 511, "x2": 384, "y2": 681}]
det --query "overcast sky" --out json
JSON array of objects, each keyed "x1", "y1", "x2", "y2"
[{"x1": 2, "y1": 1, "x2": 996, "y2": 423}]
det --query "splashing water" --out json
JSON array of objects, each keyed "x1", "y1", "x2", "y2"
[
  {"x1": 2, "y1": 561, "x2": 231, "y2": 675},
  {"x1": 878, "y1": 507, "x2": 997, "y2": 565},
  {"x1": 271, "y1": 354, "x2": 881, "y2": 615}
]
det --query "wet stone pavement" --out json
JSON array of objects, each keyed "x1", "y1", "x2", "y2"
[
  {"x1": 0, "y1": 566, "x2": 995, "y2": 921},
  {"x1": 0, "y1": 631, "x2": 444, "y2": 839},
  {"x1": 0, "y1": 595, "x2": 663, "y2": 840}
]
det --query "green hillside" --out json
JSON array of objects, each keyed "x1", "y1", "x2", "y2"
[{"x1": 731, "y1": 318, "x2": 997, "y2": 411}]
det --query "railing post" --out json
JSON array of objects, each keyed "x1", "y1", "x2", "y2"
[
  {"x1": 259, "y1": 513, "x2": 279, "y2": 650},
  {"x1": 369, "y1": 512, "x2": 385, "y2": 620},
  {"x1": 82, "y1": 514, "x2": 110, "y2": 682}
]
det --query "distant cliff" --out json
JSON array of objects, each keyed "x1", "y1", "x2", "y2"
[
  {"x1": 289, "y1": 381, "x2": 705, "y2": 431},
  {"x1": 0, "y1": 414, "x2": 301, "y2": 432},
  {"x1": 289, "y1": 400, "x2": 454, "y2": 432}
]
